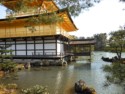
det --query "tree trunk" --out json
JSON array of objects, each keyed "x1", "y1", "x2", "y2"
[{"x1": 116, "y1": 47, "x2": 121, "y2": 60}]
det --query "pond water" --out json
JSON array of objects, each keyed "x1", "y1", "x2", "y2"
[{"x1": 0, "y1": 51, "x2": 124, "y2": 94}]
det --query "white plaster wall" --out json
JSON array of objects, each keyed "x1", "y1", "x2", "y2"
[
  {"x1": 36, "y1": 51, "x2": 43, "y2": 55},
  {"x1": 36, "y1": 44, "x2": 43, "y2": 49},
  {"x1": 60, "y1": 44, "x2": 64, "y2": 53},
  {"x1": 12, "y1": 51, "x2": 15, "y2": 55},
  {"x1": 27, "y1": 44, "x2": 34, "y2": 49},
  {"x1": 44, "y1": 50, "x2": 56, "y2": 55},
  {"x1": 57, "y1": 43, "x2": 64, "y2": 55},
  {"x1": 6, "y1": 46, "x2": 11, "y2": 50},
  {"x1": 27, "y1": 51, "x2": 34, "y2": 55},
  {"x1": 17, "y1": 51, "x2": 26, "y2": 55},
  {"x1": 11, "y1": 45, "x2": 15, "y2": 50},
  {"x1": 44, "y1": 44, "x2": 55, "y2": 49},
  {"x1": 0, "y1": 42, "x2": 5, "y2": 44},
  {"x1": 16, "y1": 45, "x2": 26, "y2": 50}
]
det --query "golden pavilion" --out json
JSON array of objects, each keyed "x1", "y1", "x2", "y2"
[{"x1": 0, "y1": 0, "x2": 78, "y2": 61}]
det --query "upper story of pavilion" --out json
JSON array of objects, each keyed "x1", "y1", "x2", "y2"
[
  {"x1": 3, "y1": 0, "x2": 59, "y2": 17},
  {"x1": 0, "y1": 0, "x2": 78, "y2": 39}
]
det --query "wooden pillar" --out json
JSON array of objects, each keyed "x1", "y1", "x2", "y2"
[
  {"x1": 63, "y1": 39, "x2": 65, "y2": 56},
  {"x1": 15, "y1": 25, "x2": 16, "y2": 37},
  {"x1": 55, "y1": 36, "x2": 57, "y2": 56},
  {"x1": 15, "y1": 39, "x2": 17, "y2": 55},
  {"x1": 5, "y1": 27, "x2": 6, "y2": 38},
  {"x1": 43, "y1": 37, "x2": 44, "y2": 55},
  {"x1": 26, "y1": 38, "x2": 27, "y2": 56},
  {"x1": 34, "y1": 38, "x2": 36, "y2": 55},
  {"x1": 5, "y1": 39, "x2": 6, "y2": 55}
]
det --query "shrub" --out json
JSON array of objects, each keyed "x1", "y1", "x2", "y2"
[
  {"x1": 6, "y1": 83, "x2": 18, "y2": 89},
  {"x1": 21, "y1": 85, "x2": 49, "y2": 94},
  {"x1": 0, "y1": 61, "x2": 17, "y2": 72}
]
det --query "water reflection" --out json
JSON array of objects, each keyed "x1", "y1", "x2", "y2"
[
  {"x1": 0, "y1": 51, "x2": 124, "y2": 94},
  {"x1": 55, "y1": 71, "x2": 63, "y2": 94}
]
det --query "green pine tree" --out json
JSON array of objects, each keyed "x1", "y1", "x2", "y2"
[{"x1": 0, "y1": 45, "x2": 16, "y2": 72}]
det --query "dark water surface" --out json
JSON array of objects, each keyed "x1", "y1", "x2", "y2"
[{"x1": 0, "y1": 52, "x2": 124, "y2": 94}]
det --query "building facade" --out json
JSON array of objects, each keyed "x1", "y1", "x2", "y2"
[{"x1": 0, "y1": 0, "x2": 77, "y2": 60}]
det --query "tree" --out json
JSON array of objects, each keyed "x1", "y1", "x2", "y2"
[
  {"x1": 55, "y1": 0, "x2": 100, "y2": 16},
  {"x1": 0, "y1": 0, "x2": 100, "y2": 17},
  {"x1": 102, "y1": 29, "x2": 125, "y2": 92},
  {"x1": 109, "y1": 30, "x2": 125, "y2": 60},
  {"x1": 120, "y1": 0, "x2": 125, "y2": 2},
  {"x1": 94, "y1": 33, "x2": 107, "y2": 51},
  {"x1": 0, "y1": 45, "x2": 16, "y2": 72},
  {"x1": 102, "y1": 62, "x2": 125, "y2": 92}
]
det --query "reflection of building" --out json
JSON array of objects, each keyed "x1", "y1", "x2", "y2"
[{"x1": 0, "y1": 0, "x2": 77, "y2": 60}]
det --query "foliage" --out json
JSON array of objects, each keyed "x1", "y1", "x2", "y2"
[
  {"x1": 70, "y1": 35, "x2": 78, "y2": 39},
  {"x1": 0, "y1": 84, "x2": 4, "y2": 90},
  {"x1": 120, "y1": 0, "x2": 125, "y2": 2},
  {"x1": 0, "y1": 45, "x2": 12, "y2": 63},
  {"x1": 55, "y1": 0, "x2": 100, "y2": 16},
  {"x1": 102, "y1": 62, "x2": 125, "y2": 88},
  {"x1": 104, "y1": 47, "x2": 125, "y2": 52},
  {"x1": 0, "y1": 0, "x2": 100, "y2": 17},
  {"x1": 109, "y1": 30, "x2": 125, "y2": 60},
  {"x1": 0, "y1": 83, "x2": 18, "y2": 94},
  {"x1": 94, "y1": 33, "x2": 107, "y2": 51},
  {"x1": 0, "y1": 45, "x2": 17, "y2": 72},
  {"x1": 6, "y1": 83, "x2": 18, "y2": 90},
  {"x1": 21, "y1": 85, "x2": 49, "y2": 94},
  {"x1": 0, "y1": 61, "x2": 17, "y2": 72},
  {"x1": 25, "y1": 12, "x2": 64, "y2": 32}
]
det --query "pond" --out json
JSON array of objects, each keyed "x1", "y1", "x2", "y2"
[{"x1": 0, "y1": 51, "x2": 124, "y2": 94}]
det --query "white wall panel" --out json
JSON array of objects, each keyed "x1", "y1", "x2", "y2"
[
  {"x1": 16, "y1": 45, "x2": 26, "y2": 50},
  {"x1": 57, "y1": 43, "x2": 60, "y2": 53},
  {"x1": 11, "y1": 45, "x2": 15, "y2": 50},
  {"x1": 57, "y1": 40, "x2": 60, "y2": 42},
  {"x1": 60, "y1": 44, "x2": 64, "y2": 52},
  {"x1": 36, "y1": 44, "x2": 43, "y2": 49},
  {"x1": 27, "y1": 51, "x2": 34, "y2": 55},
  {"x1": 6, "y1": 46, "x2": 11, "y2": 50},
  {"x1": 0, "y1": 42, "x2": 5, "y2": 44},
  {"x1": 12, "y1": 51, "x2": 15, "y2": 55},
  {"x1": 44, "y1": 44, "x2": 55, "y2": 49},
  {"x1": 17, "y1": 51, "x2": 26, "y2": 55},
  {"x1": 36, "y1": 51, "x2": 43, "y2": 55},
  {"x1": 57, "y1": 43, "x2": 64, "y2": 55},
  {"x1": 27, "y1": 44, "x2": 34, "y2": 49},
  {"x1": 44, "y1": 50, "x2": 56, "y2": 55}
]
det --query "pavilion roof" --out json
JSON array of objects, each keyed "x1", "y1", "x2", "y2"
[
  {"x1": 0, "y1": 8, "x2": 78, "y2": 32},
  {"x1": 70, "y1": 39, "x2": 96, "y2": 45},
  {"x1": 2, "y1": 0, "x2": 59, "y2": 12}
]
